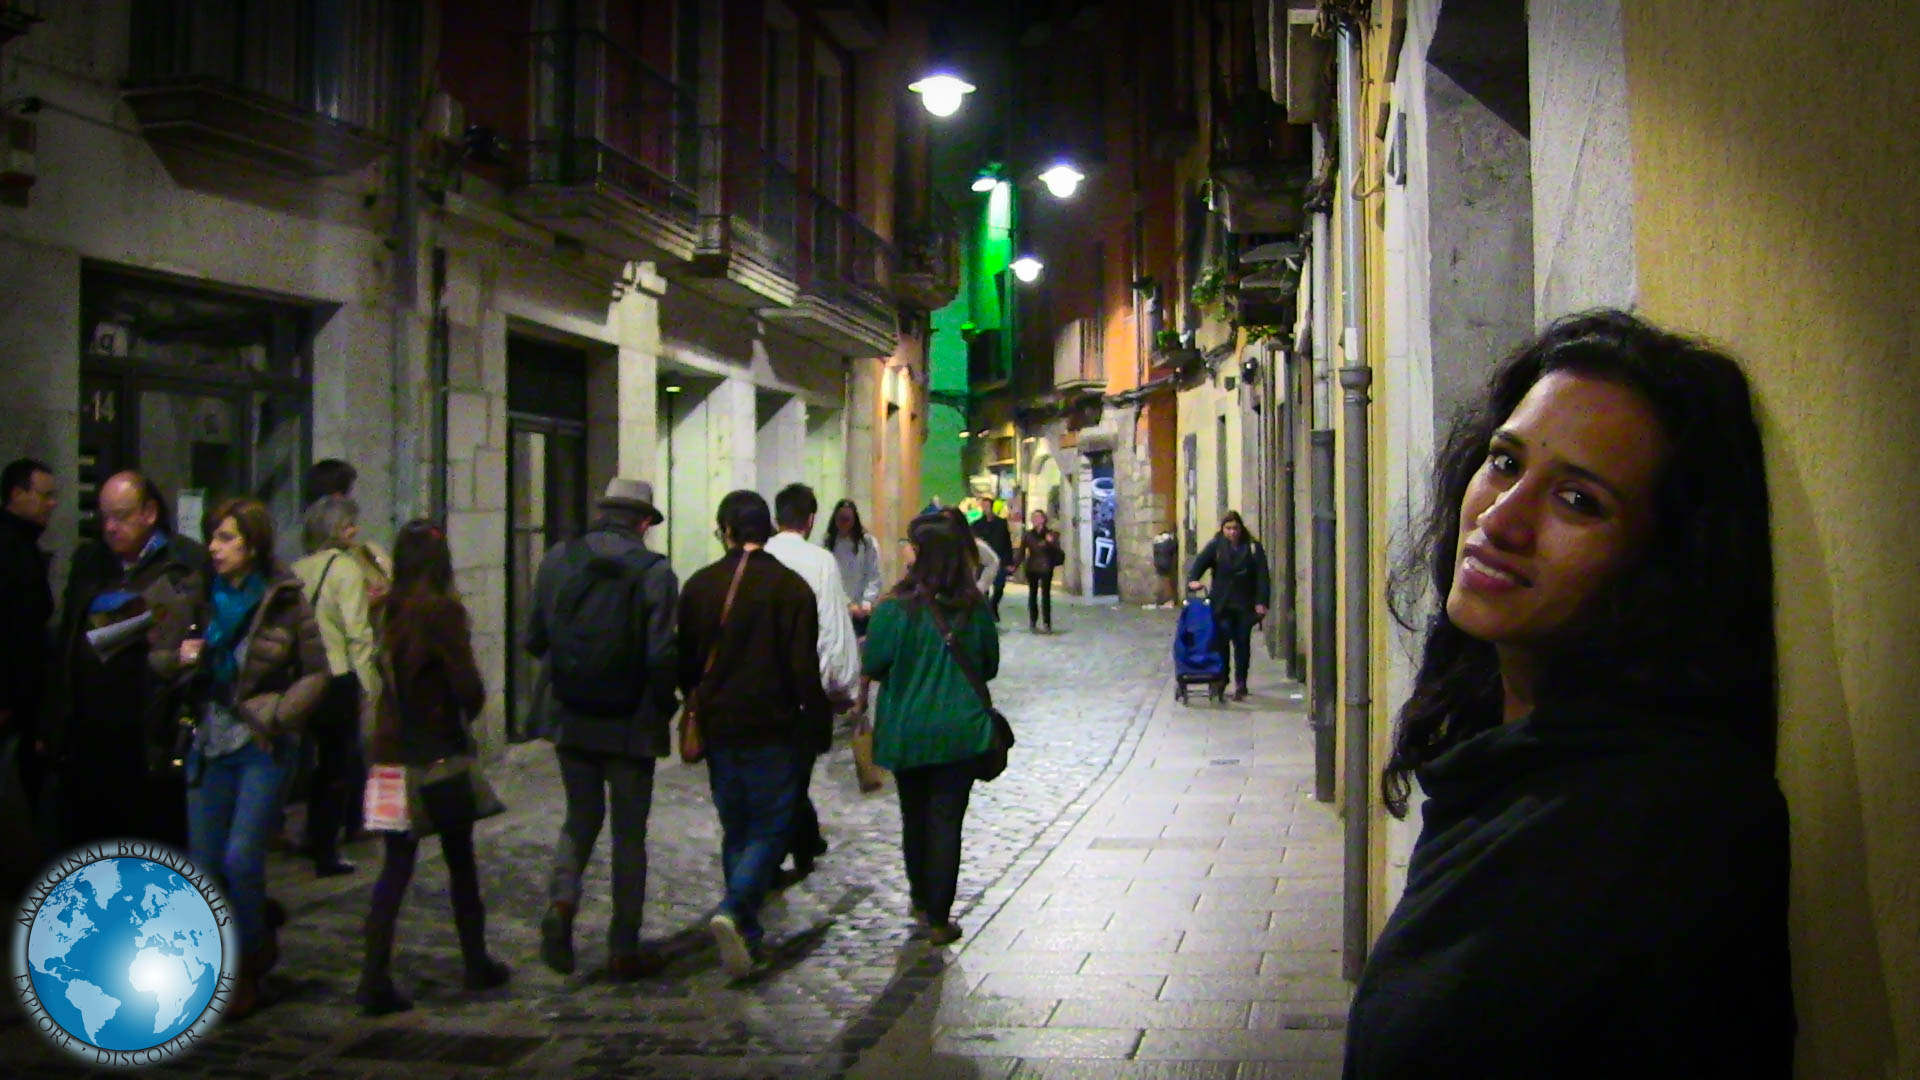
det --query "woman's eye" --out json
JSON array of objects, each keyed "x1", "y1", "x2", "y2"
[
  {"x1": 1487, "y1": 450, "x2": 1519, "y2": 476},
  {"x1": 1557, "y1": 489, "x2": 1603, "y2": 516}
]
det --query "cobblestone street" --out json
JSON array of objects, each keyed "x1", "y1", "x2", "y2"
[{"x1": 5, "y1": 603, "x2": 1339, "y2": 1079}]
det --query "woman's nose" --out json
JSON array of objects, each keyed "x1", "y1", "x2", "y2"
[{"x1": 1476, "y1": 483, "x2": 1537, "y2": 550}]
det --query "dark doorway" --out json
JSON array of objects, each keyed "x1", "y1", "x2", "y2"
[{"x1": 506, "y1": 336, "x2": 589, "y2": 742}]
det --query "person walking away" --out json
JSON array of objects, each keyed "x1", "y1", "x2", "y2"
[
  {"x1": 0, "y1": 459, "x2": 57, "y2": 902},
  {"x1": 971, "y1": 501, "x2": 1013, "y2": 622},
  {"x1": 149, "y1": 498, "x2": 328, "y2": 1020},
  {"x1": 1016, "y1": 510, "x2": 1064, "y2": 633},
  {"x1": 356, "y1": 520, "x2": 510, "y2": 1015},
  {"x1": 525, "y1": 479, "x2": 679, "y2": 981},
  {"x1": 292, "y1": 495, "x2": 381, "y2": 878},
  {"x1": 864, "y1": 512, "x2": 1000, "y2": 946},
  {"x1": 823, "y1": 499, "x2": 886, "y2": 791},
  {"x1": 46, "y1": 471, "x2": 208, "y2": 849},
  {"x1": 677, "y1": 491, "x2": 831, "y2": 978},
  {"x1": 765, "y1": 484, "x2": 862, "y2": 886},
  {"x1": 1186, "y1": 510, "x2": 1272, "y2": 700}
]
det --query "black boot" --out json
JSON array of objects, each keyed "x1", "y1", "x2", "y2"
[
  {"x1": 455, "y1": 900, "x2": 511, "y2": 991},
  {"x1": 540, "y1": 901, "x2": 576, "y2": 975},
  {"x1": 355, "y1": 915, "x2": 413, "y2": 1017}
]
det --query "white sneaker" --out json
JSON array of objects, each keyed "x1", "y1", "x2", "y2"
[{"x1": 709, "y1": 912, "x2": 753, "y2": 978}]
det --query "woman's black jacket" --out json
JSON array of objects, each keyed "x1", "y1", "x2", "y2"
[
  {"x1": 1344, "y1": 700, "x2": 1794, "y2": 1079},
  {"x1": 1186, "y1": 535, "x2": 1271, "y2": 614}
]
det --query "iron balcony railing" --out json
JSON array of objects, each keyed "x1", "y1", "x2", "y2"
[
  {"x1": 802, "y1": 186, "x2": 894, "y2": 315},
  {"x1": 519, "y1": 27, "x2": 697, "y2": 218},
  {"x1": 128, "y1": 0, "x2": 392, "y2": 132},
  {"x1": 698, "y1": 124, "x2": 800, "y2": 274}
]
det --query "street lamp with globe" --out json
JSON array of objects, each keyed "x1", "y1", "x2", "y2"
[{"x1": 909, "y1": 73, "x2": 975, "y2": 118}]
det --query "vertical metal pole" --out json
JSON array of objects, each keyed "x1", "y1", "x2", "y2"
[
  {"x1": 1337, "y1": 21, "x2": 1376, "y2": 985},
  {"x1": 1279, "y1": 348, "x2": 1301, "y2": 681},
  {"x1": 1309, "y1": 430, "x2": 1337, "y2": 802},
  {"x1": 387, "y1": 0, "x2": 422, "y2": 529}
]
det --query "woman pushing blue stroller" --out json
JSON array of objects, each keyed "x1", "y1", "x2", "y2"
[{"x1": 1175, "y1": 512, "x2": 1272, "y2": 704}]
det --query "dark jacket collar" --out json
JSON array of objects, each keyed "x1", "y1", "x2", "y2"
[{"x1": 0, "y1": 507, "x2": 44, "y2": 546}]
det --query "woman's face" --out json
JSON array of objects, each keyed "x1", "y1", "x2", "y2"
[
  {"x1": 1030, "y1": 511, "x2": 1047, "y2": 531},
  {"x1": 835, "y1": 506, "x2": 854, "y2": 532},
  {"x1": 1223, "y1": 519, "x2": 1244, "y2": 543},
  {"x1": 1446, "y1": 371, "x2": 1667, "y2": 652},
  {"x1": 208, "y1": 516, "x2": 254, "y2": 578}
]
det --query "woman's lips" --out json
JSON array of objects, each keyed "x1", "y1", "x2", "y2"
[{"x1": 1460, "y1": 547, "x2": 1530, "y2": 592}]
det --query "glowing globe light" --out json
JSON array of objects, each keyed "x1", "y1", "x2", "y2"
[
  {"x1": 970, "y1": 174, "x2": 1000, "y2": 193},
  {"x1": 1038, "y1": 163, "x2": 1085, "y2": 199},
  {"x1": 909, "y1": 74, "x2": 976, "y2": 118},
  {"x1": 1011, "y1": 256, "x2": 1044, "y2": 283}
]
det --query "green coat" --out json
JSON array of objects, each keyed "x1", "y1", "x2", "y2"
[{"x1": 863, "y1": 596, "x2": 999, "y2": 771}]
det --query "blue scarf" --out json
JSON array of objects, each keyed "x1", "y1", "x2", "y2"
[{"x1": 205, "y1": 572, "x2": 266, "y2": 690}]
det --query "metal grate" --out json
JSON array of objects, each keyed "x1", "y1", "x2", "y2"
[{"x1": 340, "y1": 1030, "x2": 546, "y2": 1067}]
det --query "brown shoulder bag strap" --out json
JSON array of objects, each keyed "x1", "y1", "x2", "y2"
[{"x1": 690, "y1": 554, "x2": 753, "y2": 711}]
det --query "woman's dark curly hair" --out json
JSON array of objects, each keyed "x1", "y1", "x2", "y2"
[{"x1": 1382, "y1": 309, "x2": 1777, "y2": 818}]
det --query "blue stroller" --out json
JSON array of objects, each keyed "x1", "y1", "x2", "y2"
[{"x1": 1173, "y1": 593, "x2": 1229, "y2": 704}]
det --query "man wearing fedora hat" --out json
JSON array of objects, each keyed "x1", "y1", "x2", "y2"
[{"x1": 525, "y1": 477, "x2": 679, "y2": 980}]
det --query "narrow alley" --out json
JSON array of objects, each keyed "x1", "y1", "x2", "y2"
[{"x1": 3, "y1": 607, "x2": 1345, "y2": 1079}]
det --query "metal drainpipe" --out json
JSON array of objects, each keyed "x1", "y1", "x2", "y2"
[
  {"x1": 1278, "y1": 345, "x2": 1301, "y2": 681},
  {"x1": 1308, "y1": 121, "x2": 1338, "y2": 806},
  {"x1": 387, "y1": 0, "x2": 422, "y2": 528},
  {"x1": 1336, "y1": 20, "x2": 1376, "y2": 984}
]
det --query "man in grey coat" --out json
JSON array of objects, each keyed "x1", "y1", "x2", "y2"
[{"x1": 525, "y1": 478, "x2": 679, "y2": 980}]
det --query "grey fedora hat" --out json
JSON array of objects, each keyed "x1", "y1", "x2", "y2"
[{"x1": 598, "y1": 478, "x2": 665, "y2": 526}]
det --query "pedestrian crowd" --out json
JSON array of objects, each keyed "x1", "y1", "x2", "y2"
[{"x1": 0, "y1": 458, "x2": 1013, "y2": 1020}]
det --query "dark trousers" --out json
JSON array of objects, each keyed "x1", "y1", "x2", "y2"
[
  {"x1": 303, "y1": 679, "x2": 364, "y2": 865},
  {"x1": 707, "y1": 742, "x2": 808, "y2": 944},
  {"x1": 1214, "y1": 607, "x2": 1256, "y2": 688},
  {"x1": 1027, "y1": 571, "x2": 1054, "y2": 628},
  {"x1": 360, "y1": 823, "x2": 488, "y2": 990},
  {"x1": 787, "y1": 752, "x2": 825, "y2": 869},
  {"x1": 895, "y1": 759, "x2": 975, "y2": 927},
  {"x1": 989, "y1": 568, "x2": 1009, "y2": 620},
  {"x1": 550, "y1": 748, "x2": 656, "y2": 956}
]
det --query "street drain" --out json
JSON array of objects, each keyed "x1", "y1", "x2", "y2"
[
  {"x1": 340, "y1": 1030, "x2": 545, "y2": 1067},
  {"x1": 1209, "y1": 757, "x2": 1243, "y2": 766}
]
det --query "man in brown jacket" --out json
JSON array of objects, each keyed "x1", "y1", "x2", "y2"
[{"x1": 676, "y1": 490, "x2": 830, "y2": 978}]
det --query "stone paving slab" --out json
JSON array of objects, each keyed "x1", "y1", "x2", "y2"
[
  {"x1": 3, "y1": 609, "x2": 1173, "y2": 1078},
  {"x1": 842, "y1": 666, "x2": 1350, "y2": 1079}
]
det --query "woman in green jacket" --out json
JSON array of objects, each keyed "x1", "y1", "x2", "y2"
[{"x1": 864, "y1": 512, "x2": 1000, "y2": 946}]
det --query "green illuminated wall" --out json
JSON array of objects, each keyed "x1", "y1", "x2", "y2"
[{"x1": 920, "y1": 183, "x2": 1017, "y2": 505}]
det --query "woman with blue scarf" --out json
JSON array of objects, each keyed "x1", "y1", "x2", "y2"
[{"x1": 150, "y1": 497, "x2": 327, "y2": 1020}]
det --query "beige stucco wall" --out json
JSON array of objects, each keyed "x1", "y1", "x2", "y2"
[{"x1": 1624, "y1": 2, "x2": 1920, "y2": 1074}]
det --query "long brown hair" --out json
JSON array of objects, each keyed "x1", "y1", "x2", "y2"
[{"x1": 893, "y1": 512, "x2": 982, "y2": 612}]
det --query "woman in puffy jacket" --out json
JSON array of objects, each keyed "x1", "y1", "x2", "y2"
[{"x1": 151, "y1": 497, "x2": 328, "y2": 1020}]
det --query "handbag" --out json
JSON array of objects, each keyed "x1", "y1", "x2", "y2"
[
  {"x1": 679, "y1": 552, "x2": 752, "y2": 764},
  {"x1": 369, "y1": 654, "x2": 504, "y2": 837},
  {"x1": 927, "y1": 604, "x2": 1016, "y2": 782}
]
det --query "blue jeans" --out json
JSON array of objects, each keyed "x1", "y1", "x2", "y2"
[
  {"x1": 186, "y1": 741, "x2": 291, "y2": 956},
  {"x1": 706, "y1": 742, "x2": 808, "y2": 945}
]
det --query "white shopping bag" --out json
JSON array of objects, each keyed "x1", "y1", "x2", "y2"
[{"x1": 362, "y1": 765, "x2": 411, "y2": 833}]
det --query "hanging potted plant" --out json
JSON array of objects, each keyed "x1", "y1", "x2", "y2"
[{"x1": 1153, "y1": 328, "x2": 1201, "y2": 371}]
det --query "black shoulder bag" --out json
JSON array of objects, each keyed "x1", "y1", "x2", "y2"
[{"x1": 927, "y1": 604, "x2": 1015, "y2": 782}]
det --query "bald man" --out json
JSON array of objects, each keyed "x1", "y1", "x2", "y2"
[{"x1": 46, "y1": 471, "x2": 208, "y2": 848}]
